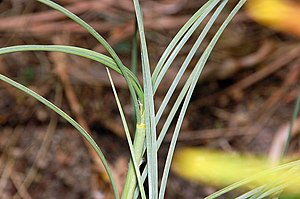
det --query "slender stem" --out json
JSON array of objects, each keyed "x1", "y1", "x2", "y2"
[
  {"x1": 131, "y1": 21, "x2": 139, "y2": 128},
  {"x1": 132, "y1": 0, "x2": 158, "y2": 197},
  {"x1": 107, "y1": 68, "x2": 146, "y2": 199},
  {"x1": 122, "y1": 113, "x2": 146, "y2": 199},
  {"x1": 283, "y1": 85, "x2": 300, "y2": 156},
  {"x1": 131, "y1": 20, "x2": 139, "y2": 77}
]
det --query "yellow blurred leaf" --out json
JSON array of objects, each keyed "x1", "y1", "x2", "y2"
[
  {"x1": 245, "y1": 0, "x2": 300, "y2": 37},
  {"x1": 172, "y1": 148, "x2": 300, "y2": 193}
]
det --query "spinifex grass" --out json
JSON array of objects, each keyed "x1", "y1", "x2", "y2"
[{"x1": 0, "y1": 0, "x2": 255, "y2": 198}]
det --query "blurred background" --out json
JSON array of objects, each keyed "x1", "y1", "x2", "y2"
[{"x1": 0, "y1": 0, "x2": 299, "y2": 198}]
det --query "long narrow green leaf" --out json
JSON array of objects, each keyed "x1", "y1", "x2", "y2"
[
  {"x1": 131, "y1": 21, "x2": 139, "y2": 128},
  {"x1": 135, "y1": 74, "x2": 191, "y2": 195},
  {"x1": 206, "y1": 161, "x2": 300, "y2": 199},
  {"x1": 236, "y1": 186, "x2": 266, "y2": 199},
  {"x1": 157, "y1": 0, "x2": 228, "y2": 149},
  {"x1": 153, "y1": 0, "x2": 220, "y2": 93},
  {"x1": 255, "y1": 185, "x2": 287, "y2": 199},
  {"x1": 106, "y1": 68, "x2": 146, "y2": 199},
  {"x1": 130, "y1": 118, "x2": 147, "y2": 199},
  {"x1": 152, "y1": 0, "x2": 220, "y2": 85},
  {"x1": 132, "y1": 0, "x2": 158, "y2": 198},
  {"x1": 156, "y1": 0, "x2": 226, "y2": 123},
  {"x1": 37, "y1": 0, "x2": 142, "y2": 123},
  {"x1": 283, "y1": 86, "x2": 300, "y2": 156},
  {"x1": 134, "y1": 1, "x2": 235, "y2": 197},
  {"x1": 159, "y1": 1, "x2": 246, "y2": 198},
  {"x1": 122, "y1": 121, "x2": 146, "y2": 199},
  {"x1": 248, "y1": 164, "x2": 300, "y2": 199},
  {"x1": 0, "y1": 45, "x2": 142, "y2": 95},
  {"x1": 0, "y1": 74, "x2": 120, "y2": 199},
  {"x1": 131, "y1": 21, "x2": 139, "y2": 77}
]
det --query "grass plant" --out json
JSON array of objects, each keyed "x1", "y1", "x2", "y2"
[{"x1": 4, "y1": 0, "x2": 298, "y2": 198}]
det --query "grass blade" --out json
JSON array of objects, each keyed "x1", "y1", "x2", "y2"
[
  {"x1": 159, "y1": 1, "x2": 246, "y2": 198},
  {"x1": 0, "y1": 74, "x2": 120, "y2": 199},
  {"x1": 37, "y1": 0, "x2": 142, "y2": 122},
  {"x1": 134, "y1": 1, "x2": 236, "y2": 197},
  {"x1": 0, "y1": 45, "x2": 142, "y2": 95},
  {"x1": 131, "y1": 21, "x2": 139, "y2": 77},
  {"x1": 236, "y1": 186, "x2": 266, "y2": 199},
  {"x1": 153, "y1": 0, "x2": 220, "y2": 93},
  {"x1": 0, "y1": 45, "x2": 143, "y2": 103},
  {"x1": 106, "y1": 68, "x2": 146, "y2": 199},
  {"x1": 156, "y1": 0, "x2": 227, "y2": 123},
  {"x1": 132, "y1": 0, "x2": 158, "y2": 198},
  {"x1": 248, "y1": 164, "x2": 300, "y2": 199},
  {"x1": 152, "y1": 0, "x2": 221, "y2": 86},
  {"x1": 157, "y1": 0, "x2": 229, "y2": 149},
  {"x1": 255, "y1": 185, "x2": 286, "y2": 199},
  {"x1": 131, "y1": 21, "x2": 139, "y2": 127},
  {"x1": 205, "y1": 161, "x2": 300, "y2": 198},
  {"x1": 283, "y1": 86, "x2": 300, "y2": 156}
]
